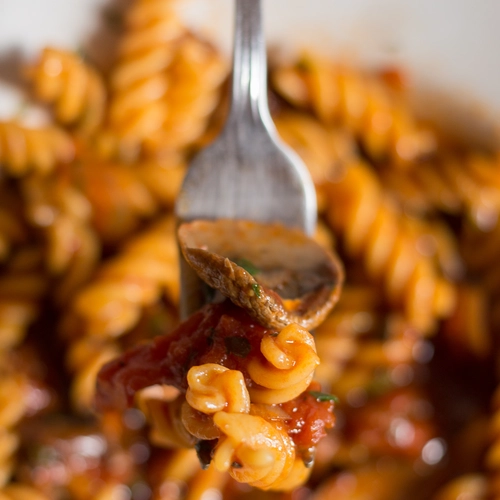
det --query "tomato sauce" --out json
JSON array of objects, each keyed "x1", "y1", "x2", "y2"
[
  {"x1": 281, "y1": 382, "x2": 336, "y2": 450},
  {"x1": 96, "y1": 300, "x2": 335, "y2": 452}
]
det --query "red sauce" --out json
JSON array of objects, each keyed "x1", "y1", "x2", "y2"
[
  {"x1": 96, "y1": 300, "x2": 335, "y2": 452},
  {"x1": 281, "y1": 381, "x2": 336, "y2": 450},
  {"x1": 96, "y1": 301, "x2": 267, "y2": 410},
  {"x1": 344, "y1": 387, "x2": 435, "y2": 459}
]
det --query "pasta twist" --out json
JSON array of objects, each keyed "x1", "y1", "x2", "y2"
[
  {"x1": 380, "y1": 151, "x2": 500, "y2": 225},
  {"x1": 274, "y1": 110, "x2": 357, "y2": 187},
  {"x1": 271, "y1": 54, "x2": 436, "y2": 167},
  {"x1": 324, "y1": 160, "x2": 456, "y2": 334},
  {"x1": 0, "y1": 121, "x2": 74, "y2": 177},
  {"x1": 108, "y1": 0, "x2": 185, "y2": 156},
  {"x1": 273, "y1": 110, "x2": 357, "y2": 212},
  {"x1": 72, "y1": 156, "x2": 157, "y2": 245},
  {"x1": 143, "y1": 35, "x2": 227, "y2": 156},
  {"x1": 28, "y1": 48, "x2": 106, "y2": 135},
  {"x1": 2, "y1": 3, "x2": 497, "y2": 495},
  {"x1": 63, "y1": 216, "x2": 179, "y2": 410},
  {"x1": 212, "y1": 412, "x2": 296, "y2": 490},
  {"x1": 186, "y1": 364, "x2": 250, "y2": 415},
  {"x1": 136, "y1": 156, "x2": 187, "y2": 208},
  {"x1": 149, "y1": 449, "x2": 229, "y2": 500},
  {"x1": 21, "y1": 174, "x2": 100, "y2": 302},
  {"x1": 66, "y1": 336, "x2": 121, "y2": 412},
  {"x1": 247, "y1": 323, "x2": 320, "y2": 404},
  {"x1": 71, "y1": 215, "x2": 179, "y2": 339}
]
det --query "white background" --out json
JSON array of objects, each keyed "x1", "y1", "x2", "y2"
[{"x1": 0, "y1": 0, "x2": 498, "y2": 142}]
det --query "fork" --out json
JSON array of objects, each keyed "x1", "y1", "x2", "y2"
[{"x1": 175, "y1": 0, "x2": 317, "y2": 318}]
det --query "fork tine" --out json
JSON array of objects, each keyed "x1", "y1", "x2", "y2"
[{"x1": 175, "y1": 0, "x2": 317, "y2": 318}]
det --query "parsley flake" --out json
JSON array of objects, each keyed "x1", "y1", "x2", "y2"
[
  {"x1": 309, "y1": 391, "x2": 339, "y2": 403},
  {"x1": 251, "y1": 283, "x2": 261, "y2": 298}
]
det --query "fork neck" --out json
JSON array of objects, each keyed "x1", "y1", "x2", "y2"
[{"x1": 227, "y1": 0, "x2": 270, "y2": 126}]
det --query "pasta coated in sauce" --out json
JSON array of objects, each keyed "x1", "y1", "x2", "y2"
[{"x1": 0, "y1": 0, "x2": 497, "y2": 498}]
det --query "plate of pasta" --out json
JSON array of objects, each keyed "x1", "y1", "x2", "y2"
[{"x1": 0, "y1": 0, "x2": 499, "y2": 499}]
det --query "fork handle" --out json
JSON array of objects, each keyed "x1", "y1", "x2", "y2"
[{"x1": 229, "y1": 0, "x2": 270, "y2": 125}]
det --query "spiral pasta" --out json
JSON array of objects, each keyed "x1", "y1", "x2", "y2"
[
  {"x1": 0, "y1": 1, "x2": 499, "y2": 498},
  {"x1": 0, "y1": 121, "x2": 74, "y2": 177},
  {"x1": 136, "y1": 156, "x2": 187, "y2": 208},
  {"x1": 21, "y1": 174, "x2": 100, "y2": 302},
  {"x1": 70, "y1": 215, "x2": 179, "y2": 339},
  {"x1": 380, "y1": 151, "x2": 500, "y2": 225},
  {"x1": 274, "y1": 110, "x2": 357, "y2": 212},
  {"x1": 107, "y1": 0, "x2": 185, "y2": 157},
  {"x1": 143, "y1": 35, "x2": 227, "y2": 156},
  {"x1": 71, "y1": 155, "x2": 157, "y2": 245},
  {"x1": 186, "y1": 364, "x2": 250, "y2": 415},
  {"x1": 324, "y1": 160, "x2": 456, "y2": 334},
  {"x1": 66, "y1": 336, "x2": 121, "y2": 412},
  {"x1": 271, "y1": 54, "x2": 436, "y2": 167},
  {"x1": 247, "y1": 323, "x2": 320, "y2": 404},
  {"x1": 212, "y1": 412, "x2": 296, "y2": 490},
  {"x1": 63, "y1": 216, "x2": 179, "y2": 410},
  {"x1": 28, "y1": 48, "x2": 106, "y2": 135},
  {"x1": 149, "y1": 449, "x2": 229, "y2": 500}
]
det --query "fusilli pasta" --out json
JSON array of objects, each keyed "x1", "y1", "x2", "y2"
[
  {"x1": 271, "y1": 54, "x2": 436, "y2": 167},
  {"x1": 28, "y1": 48, "x2": 106, "y2": 135}
]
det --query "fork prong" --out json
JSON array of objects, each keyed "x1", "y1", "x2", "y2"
[{"x1": 175, "y1": 0, "x2": 317, "y2": 318}]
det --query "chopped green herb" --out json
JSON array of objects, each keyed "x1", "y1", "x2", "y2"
[
  {"x1": 224, "y1": 336, "x2": 251, "y2": 358},
  {"x1": 251, "y1": 283, "x2": 261, "y2": 298},
  {"x1": 234, "y1": 258, "x2": 260, "y2": 276},
  {"x1": 309, "y1": 391, "x2": 339, "y2": 403}
]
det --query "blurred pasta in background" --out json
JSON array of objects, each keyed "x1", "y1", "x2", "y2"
[{"x1": 0, "y1": 0, "x2": 499, "y2": 498}]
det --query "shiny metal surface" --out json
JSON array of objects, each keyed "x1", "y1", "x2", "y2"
[{"x1": 175, "y1": 0, "x2": 317, "y2": 318}]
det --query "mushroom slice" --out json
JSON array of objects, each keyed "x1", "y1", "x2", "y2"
[{"x1": 178, "y1": 219, "x2": 343, "y2": 330}]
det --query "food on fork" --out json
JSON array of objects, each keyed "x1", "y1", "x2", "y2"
[
  {"x1": 0, "y1": 0, "x2": 499, "y2": 497},
  {"x1": 96, "y1": 220, "x2": 343, "y2": 490}
]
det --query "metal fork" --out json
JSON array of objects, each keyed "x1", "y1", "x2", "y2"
[{"x1": 175, "y1": 0, "x2": 317, "y2": 318}]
